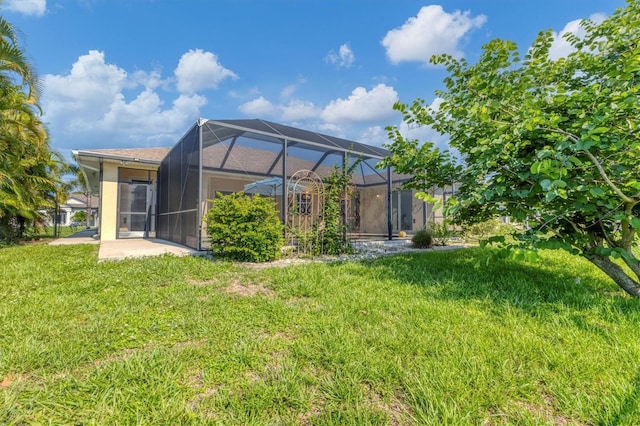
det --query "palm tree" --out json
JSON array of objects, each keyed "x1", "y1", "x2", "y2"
[
  {"x1": 0, "y1": 12, "x2": 40, "y2": 100},
  {"x1": 0, "y1": 9, "x2": 63, "y2": 241}
]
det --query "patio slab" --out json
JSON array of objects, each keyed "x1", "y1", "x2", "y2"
[
  {"x1": 49, "y1": 231, "x2": 200, "y2": 261},
  {"x1": 48, "y1": 228, "x2": 99, "y2": 245},
  {"x1": 98, "y1": 238, "x2": 200, "y2": 261}
]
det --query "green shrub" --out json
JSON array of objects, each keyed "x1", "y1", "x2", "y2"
[
  {"x1": 463, "y1": 217, "x2": 515, "y2": 242},
  {"x1": 411, "y1": 228, "x2": 433, "y2": 248},
  {"x1": 72, "y1": 211, "x2": 87, "y2": 223},
  {"x1": 205, "y1": 193, "x2": 284, "y2": 262},
  {"x1": 430, "y1": 221, "x2": 452, "y2": 246}
]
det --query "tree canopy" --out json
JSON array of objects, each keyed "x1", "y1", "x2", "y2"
[
  {"x1": 0, "y1": 10, "x2": 65, "y2": 242},
  {"x1": 383, "y1": 0, "x2": 640, "y2": 298}
]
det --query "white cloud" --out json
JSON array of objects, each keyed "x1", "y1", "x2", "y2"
[
  {"x1": 279, "y1": 99, "x2": 321, "y2": 121},
  {"x1": 325, "y1": 43, "x2": 356, "y2": 68},
  {"x1": 43, "y1": 50, "x2": 127, "y2": 120},
  {"x1": 381, "y1": 5, "x2": 486, "y2": 64},
  {"x1": 174, "y1": 49, "x2": 238, "y2": 94},
  {"x1": 238, "y1": 96, "x2": 276, "y2": 116},
  {"x1": 101, "y1": 90, "x2": 206, "y2": 136},
  {"x1": 359, "y1": 126, "x2": 389, "y2": 147},
  {"x1": 3, "y1": 0, "x2": 46, "y2": 16},
  {"x1": 42, "y1": 50, "x2": 208, "y2": 150},
  {"x1": 321, "y1": 84, "x2": 399, "y2": 124},
  {"x1": 280, "y1": 76, "x2": 307, "y2": 99},
  {"x1": 130, "y1": 68, "x2": 169, "y2": 91},
  {"x1": 547, "y1": 13, "x2": 606, "y2": 60}
]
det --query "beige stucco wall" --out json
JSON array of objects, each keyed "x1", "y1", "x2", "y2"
[{"x1": 99, "y1": 163, "x2": 119, "y2": 240}]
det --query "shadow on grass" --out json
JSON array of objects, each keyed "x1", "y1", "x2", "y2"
[{"x1": 348, "y1": 247, "x2": 640, "y2": 315}]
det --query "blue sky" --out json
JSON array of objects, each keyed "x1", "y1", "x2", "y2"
[{"x1": 2, "y1": 0, "x2": 627, "y2": 159}]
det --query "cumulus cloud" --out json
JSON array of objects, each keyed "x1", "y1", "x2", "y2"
[
  {"x1": 174, "y1": 49, "x2": 238, "y2": 94},
  {"x1": 43, "y1": 50, "x2": 128, "y2": 121},
  {"x1": 321, "y1": 84, "x2": 399, "y2": 124},
  {"x1": 547, "y1": 13, "x2": 606, "y2": 60},
  {"x1": 381, "y1": 5, "x2": 486, "y2": 64},
  {"x1": 42, "y1": 50, "x2": 208, "y2": 150},
  {"x1": 3, "y1": 0, "x2": 46, "y2": 16},
  {"x1": 325, "y1": 43, "x2": 356, "y2": 68},
  {"x1": 359, "y1": 126, "x2": 389, "y2": 147},
  {"x1": 238, "y1": 96, "x2": 276, "y2": 117},
  {"x1": 279, "y1": 99, "x2": 321, "y2": 121}
]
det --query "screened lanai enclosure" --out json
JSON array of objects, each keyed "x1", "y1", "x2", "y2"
[{"x1": 157, "y1": 119, "x2": 404, "y2": 250}]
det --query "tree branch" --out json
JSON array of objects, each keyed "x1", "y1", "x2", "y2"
[
  {"x1": 538, "y1": 126, "x2": 635, "y2": 203},
  {"x1": 582, "y1": 149, "x2": 635, "y2": 203}
]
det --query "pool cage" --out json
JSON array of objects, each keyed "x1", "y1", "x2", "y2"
[{"x1": 156, "y1": 119, "x2": 395, "y2": 250}]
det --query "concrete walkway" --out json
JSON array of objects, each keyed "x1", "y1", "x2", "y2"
[
  {"x1": 98, "y1": 238, "x2": 199, "y2": 261},
  {"x1": 49, "y1": 230, "x2": 199, "y2": 261}
]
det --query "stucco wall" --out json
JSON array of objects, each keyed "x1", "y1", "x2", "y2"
[{"x1": 100, "y1": 163, "x2": 119, "y2": 240}]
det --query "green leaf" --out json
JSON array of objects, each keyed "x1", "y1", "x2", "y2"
[
  {"x1": 415, "y1": 191, "x2": 439, "y2": 204},
  {"x1": 589, "y1": 187, "x2": 605, "y2": 197}
]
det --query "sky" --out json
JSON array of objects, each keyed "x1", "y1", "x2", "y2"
[{"x1": 2, "y1": 0, "x2": 628, "y2": 160}]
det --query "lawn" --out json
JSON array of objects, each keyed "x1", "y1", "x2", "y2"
[{"x1": 1, "y1": 243, "x2": 639, "y2": 425}]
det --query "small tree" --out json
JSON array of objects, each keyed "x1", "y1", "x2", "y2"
[
  {"x1": 71, "y1": 211, "x2": 86, "y2": 223},
  {"x1": 384, "y1": 1, "x2": 640, "y2": 298},
  {"x1": 205, "y1": 193, "x2": 283, "y2": 262}
]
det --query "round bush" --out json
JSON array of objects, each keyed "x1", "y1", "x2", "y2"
[
  {"x1": 411, "y1": 228, "x2": 433, "y2": 248},
  {"x1": 205, "y1": 193, "x2": 284, "y2": 262}
]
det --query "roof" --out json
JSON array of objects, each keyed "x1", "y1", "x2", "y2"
[
  {"x1": 204, "y1": 119, "x2": 390, "y2": 159},
  {"x1": 74, "y1": 147, "x2": 171, "y2": 163},
  {"x1": 73, "y1": 118, "x2": 398, "y2": 194},
  {"x1": 64, "y1": 193, "x2": 100, "y2": 208}
]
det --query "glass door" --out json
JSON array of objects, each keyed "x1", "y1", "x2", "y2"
[
  {"x1": 392, "y1": 190, "x2": 413, "y2": 232},
  {"x1": 118, "y1": 181, "x2": 156, "y2": 238}
]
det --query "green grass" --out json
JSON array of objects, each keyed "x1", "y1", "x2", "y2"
[{"x1": 1, "y1": 244, "x2": 639, "y2": 425}]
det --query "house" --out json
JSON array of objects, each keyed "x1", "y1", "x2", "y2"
[
  {"x1": 73, "y1": 119, "x2": 440, "y2": 250},
  {"x1": 43, "y1": 193, "x2": 99, "y2": 228}
]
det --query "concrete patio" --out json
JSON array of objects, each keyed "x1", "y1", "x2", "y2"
[{"x1": 49, "y1": 229, "x2": 199, "y2": 261}]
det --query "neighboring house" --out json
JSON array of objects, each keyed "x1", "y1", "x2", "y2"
[
  {"x1": 43, "y1": 193, "x2": 99, "y2": 227},
  {"x1": 73, "y1": 119, "x2": 439, "y2": 250}
]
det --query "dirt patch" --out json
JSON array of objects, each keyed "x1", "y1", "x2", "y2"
[
  {"x1": 515, "y1": 400, "x2": 577, "y2": 425},
  {"x1": 489, "y1": 386, "x2": 582, "y2": 426},
  {"x1": 363, "y1": 383, "x2": 414, "y2": 425},
  {"x1": 224, "y1": 280, "x2": 276, "y2": 297},
  {"x1": 1, "y1": 374, "x2": 14, "y2": 388},
  {"x1": 187, "y1": 278, "x2": 220, "y2": 286},
  {"x1": 184, "y1": 368, "x2": 220, "y2": 412}
]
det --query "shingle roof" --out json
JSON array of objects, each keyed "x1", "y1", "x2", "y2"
[{"x1": 82, "y1": 147, "x2": 171, "y2": 162}]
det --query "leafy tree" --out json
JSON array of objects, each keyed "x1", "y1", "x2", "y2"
[
  {"x1": 0, "y1": 9, "x2": 64, "y2": 242},
  {"x1": 0, "y1": 11, "x2": 40, "y2": 99},
  {"x1": 384, "y1": 1, "x2": 640, "y2": 298},
  {"x1": 71, "y1": 210, "x2": 87, "y2": 224}
]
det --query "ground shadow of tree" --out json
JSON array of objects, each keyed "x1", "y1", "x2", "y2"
[{"x1": 349, "y1": 247, "x2": 639, "y2": 316}]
